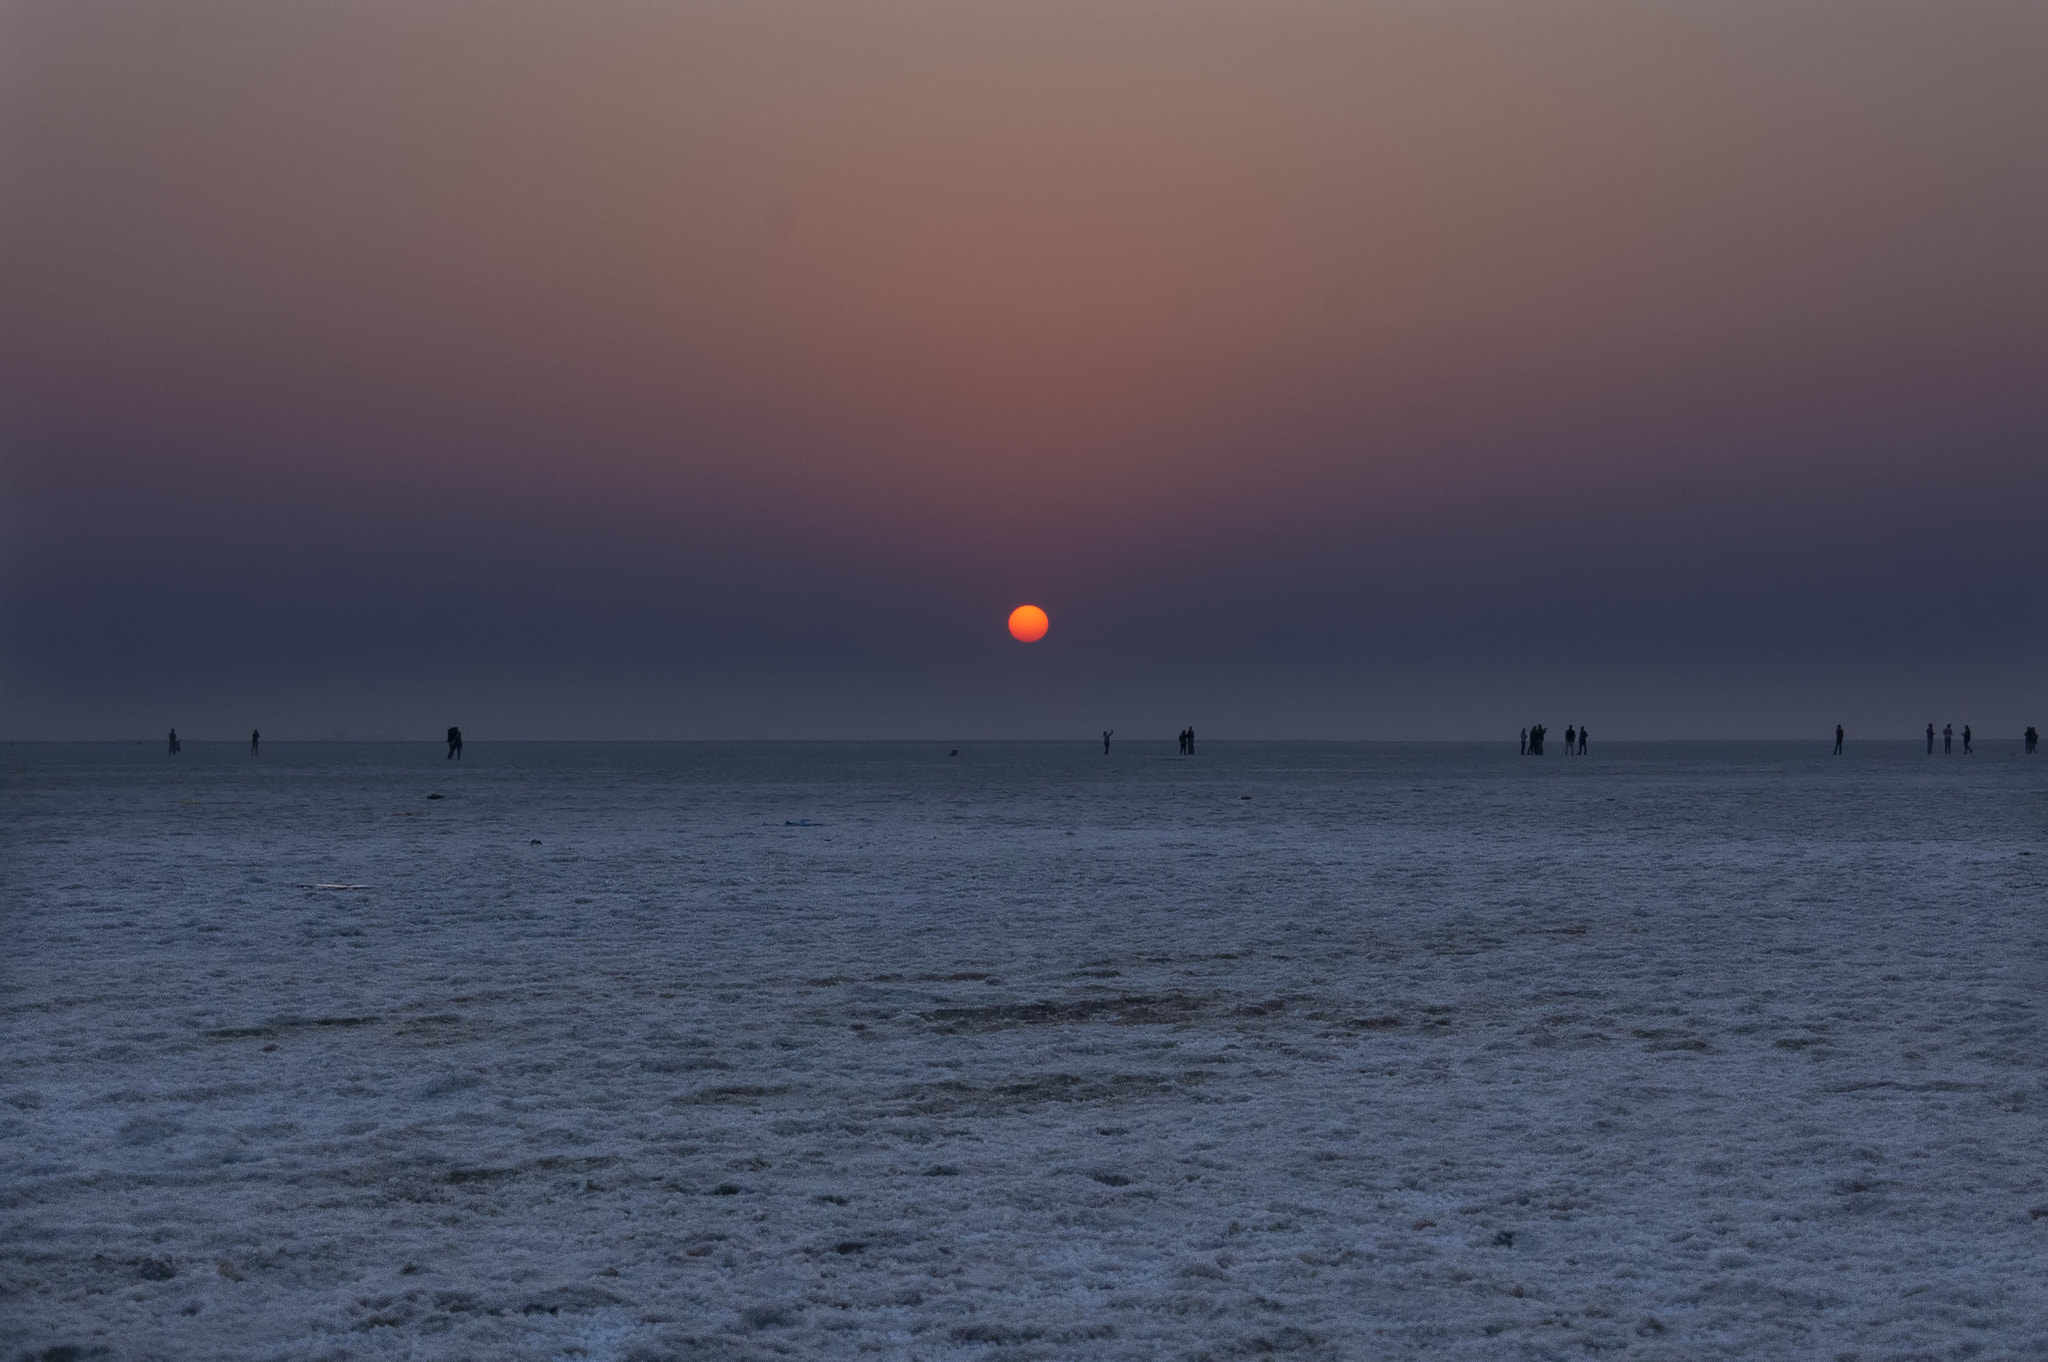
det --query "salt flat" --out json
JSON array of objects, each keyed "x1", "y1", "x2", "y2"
[{"x1": 3, "y1": 740, "x2": 2044, "y2": 1361}]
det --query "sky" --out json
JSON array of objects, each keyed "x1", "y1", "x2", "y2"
[{"x1": 3, "y1": 0, "x2": 2044, "y2": 740}]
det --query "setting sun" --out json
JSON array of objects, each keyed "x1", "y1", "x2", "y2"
[{"x1": 1007, "y1": 604, "x2": 1049, "y2": 643}]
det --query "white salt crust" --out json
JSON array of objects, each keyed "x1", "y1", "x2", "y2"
[{"x1": 2, "y1": 740, "x2": 2044, "y2": 1360}]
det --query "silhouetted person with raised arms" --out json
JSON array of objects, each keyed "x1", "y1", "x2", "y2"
[
  {"x1": 1578, "y1": 726, "x2": 1588, "y2": 755},
  {"x1": 1834, "y1": 724, "x2": 1844, "y2": 755},
  {"x1": 1927, "y1": 723, "x2": 1935, "y2": 755},
  {"x1": 1102, "y1": 729, "x2": 1113, "y2": 754},
  {"x1": 1962, "y1": 724, "x2": 1972, "y2": 754},
  {"x1": 447, "y1": 725, "x2": 463, "y2": 760},
  {"x1": 251, "y1": 728, "x2": 260, "y2": 755},
  {"x1": 1565, "y1": 724, "x2": 1577, "y2": 755},
  {"x1": 168, "y1": 729, "x2": 180, "y2": 755},
  {"x1": 1943, "y1": 723, "x2": 1952, "y2": 755}
]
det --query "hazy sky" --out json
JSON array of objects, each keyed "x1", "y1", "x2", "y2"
[{"x1": 4, "y1": 0, "x2": 2044, "y2": 739}]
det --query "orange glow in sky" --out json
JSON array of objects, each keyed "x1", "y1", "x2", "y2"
[{"x1": 1007, "y1": 605, "x2": 1049, "y2": 643}]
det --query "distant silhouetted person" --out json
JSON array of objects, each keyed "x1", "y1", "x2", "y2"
[
  {"x1": 1186, "y1": 727, "x2": 1195, "y2": 756},
  {"x1": 1519, "y1": 728, "x2": 1528, "y2": 755},
  {"x1": 1578, "y1": 726, "x2": 1588, "y2": 755},
  {"x1": 1565, "y1": 725, "x2": 1577, "y2": 754},
  {"x1": 1962, "y1": 724, "x2": 1972, "y2": 754},
  {"x1": 1833, "y1": 724, "x2": 1844, "y2": 755},
  {"x1": 168, "y1": 728, "x2": 180, "y2": 755},
  {"x1": 250, "y1": 728, "x2": 260, "y2": 755},
  {"x1": 447, "y1": 726, "x2": 463, "y2": 760},
  {"x1": 1927, "y1": 723, "x2": 1935, "y2": 755},
  {"x1": 1943, "y1": 723, "x2": 1953, "y2": 755},
  {"x1": 1102, "y1": 729, "x2": 1113, "y2": 754},
  {"x1": 2026, "y1": 727, "x2": 2038, "y2": 755}
]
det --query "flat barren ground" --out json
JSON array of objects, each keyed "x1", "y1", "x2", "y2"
[{"x1": 3, "y1": 741, "x2": 2044, "y2": 1360}]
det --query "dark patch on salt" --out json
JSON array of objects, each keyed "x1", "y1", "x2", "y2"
[
  {"x1": 203, "y1": 1015, "x2": 379, "y2": 1041},
  {"x1": 950, "y1": 1323, "x2": 1042, "y2": 1344},
  {"x1": 522, "y1": 1285, "x2": 623, "y2": 1315},
  {"x1": 676, "y1": 1083, "x2": 789, "y2": 1104},
  {"x1": 118, "y1": 1116, "x2": 182, "y2": 1146},
  {"x1": 1239, "y1": 1325, "x2": 1321, "y2": 1352},
  {"x1": 921, "y1": 992, "x2": 1204, "y2": 1032},
  {"x1": 446, "y1": 1165, "x2": 520, "y2": 1184},
  {"x1": 888, "y1": 1070, "x2": 1190, "y2": 1115}
]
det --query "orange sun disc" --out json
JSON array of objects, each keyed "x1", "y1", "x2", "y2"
[{"x1": 1007, "y1": 604, "x2": 1049, "y2": 642}]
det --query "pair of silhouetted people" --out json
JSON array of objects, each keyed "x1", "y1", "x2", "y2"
[
  {"x1": 1102, "y1": 729, "x2": 1113, "y2": 754},
  {"x1": 447, "y1": 726, "x2": 463, "y2": 759},
  {"x1": 1178, "y1": 727, "x2": 1196, "y2": 756},
  {"x1": 1833, "y1": 725, "x2": 1844, "y2": 755},
  {"x1": 167, "y1": 729, "x2": 180, "y2": 755},
  {"x1": 1561, "y1": 725, "x2": 1589, "y2": 754}
]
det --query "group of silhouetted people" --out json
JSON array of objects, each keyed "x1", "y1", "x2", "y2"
[
  {"x1": 1519, "y1": 724, "x2": 1587, "y2": 756},
  {"x1": 1925, "y1": 722, "x2": 1973, "y2": 755}
]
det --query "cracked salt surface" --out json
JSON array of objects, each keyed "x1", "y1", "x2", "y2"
[{"x1": 2, "y1": 739, "x2": 2045, "y2": 1360}]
